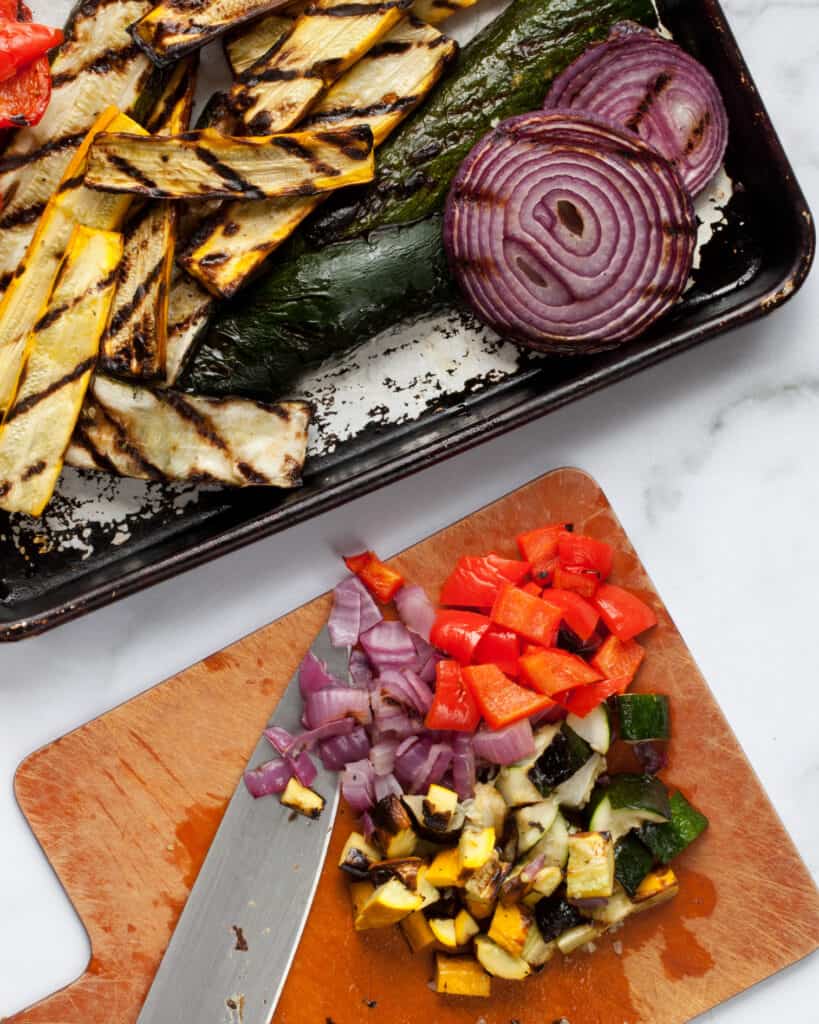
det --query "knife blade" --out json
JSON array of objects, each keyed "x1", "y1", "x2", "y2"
[{"x1": 137, "y1": 624, "x2": 349, "y2": 1024}]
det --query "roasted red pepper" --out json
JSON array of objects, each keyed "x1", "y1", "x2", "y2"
[
  {"x1": 425, "y1": 659, "x2": 480, "y2": 733},
  {"x1": 590, "y1": 635, "x2": 645, "y2": 684},
  {"x1": 490, "y1": 583, "x2": 562, "y2": 647},
  {"x1": 516, "y1": 523, "x2": 568, "y2": 565},
  {"x1": 554, "y1": 675, "x2": 632, "y2": 717},
  {"x1": 518, "y1": 648, "x2": 602, "y2": 697},
  {"x1": 540, "y1": 588, "x2": 599, "y2": 642},
  {"x1": 472, "y1": 626, "x2": 520, "y2": 678},
  {"x1": 0, "y1": 20, "x2": 62, "y2": 82},
  {"x1": 440, "y1": 553, "x2": 530, "y2": 609},
  {"x1": 557, "y1": 532, "x2": 614, "y2": 580},
  {"x1": 462, "y1": 664, "x2": 553, "y2": 729},
  {"x1": 519, "y1": 581, "x2": 542, "y2": 598},
  {"x1": 0, "y1": 3, "x2": 59, "y2": 130},
  {"x1": 552, "y1": 564, "x2": 600, "y2": 599},
  {"x1": 430, "y1": 609, "x2": 491, "y2": 664},
  {"x1": 344, "y1": 550, "x2": 404, "y2": 603},
  {"x1": 592, "y1": 584, "x2": 657, "y2": 642}
]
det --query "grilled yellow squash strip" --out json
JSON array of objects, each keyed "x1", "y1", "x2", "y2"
[
  {"x1": 131, "y1": 0, "x2": 294, "y2": 67},
  {"x1": 0, "y1": 107, "x2": 146, "y2": 412},
  {"x1": 0, "y1": 227, "x2": 123, "y2": 516},
  {"x1": 165, "y1": 272, "x2": 214, "y2": 385},
  {"x1": 100, "y1": 60, "x2": 198, "y2": 383},
  {"x1": 85, "y1": 126, "x2": 375, "y2": 201},
  {"x1": 226, "y1": 0, "x2": 411, "y2": 136},
  {"x1": 181, "y1": 19, "x2": 457, "y2": 297},
  {"x1": 66, "y1": 376, "x2": 311, "y2": 488},
  {"x1": 411, "y1": 0, "x2": 477, "y2": 25},
  {"x1": 224, "y1": 5, "x2": 305, "y2": 76},
  {"x1": 0, "y1": 0, "x2": 157, "y2": 299}
]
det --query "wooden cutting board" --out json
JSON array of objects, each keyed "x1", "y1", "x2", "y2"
[{"x1": 10, "y1": 469, "x2": 819, "y2": 1024}]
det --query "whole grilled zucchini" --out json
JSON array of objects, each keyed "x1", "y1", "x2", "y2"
[{"x1": 183, "y1": 0, "x2": 656, "y2": 397}]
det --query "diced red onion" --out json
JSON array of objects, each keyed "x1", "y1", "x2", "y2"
[
  {"x1": 360, "y1": 620, "x2": 417, "y2": 672},
  {"x1": 304, "y1": 687, "x2": 371, "y2": 729},
  {"x1": 289, "y1": 750, "x2": 318, "y2": 787},
  {"x1": 298, "y1": 651, "x2": 343, "y2": 698},
  {"x1": 374, "y1": 772, "x2": 403, "y2": 802},
  {"x1": 451, "y1": 734, "x2": 476, "y2": 800},
  {"x1": 378, "y1": 670, "x2": 426, "y2": 716},
  {"x1": 274, "y1": 717, "x2": 355, "y2": 757},
  {"x1": 361, "y1": 810, "x2": 375, "y2": 841},
  {"x1": 531, "y1": 704, "x2": 568, "y2": 728},
  {"x1": 328, "y1": 578, "x2": 361, "y2": 647},
  {"x1": 264, "y1": 725, "x2": 295, "y2": 756},
  {"x1": 244, "y1": 758, "x2": 292, "y2": 798},
  {"x1": 318, "y1": 726, "x2": 371, "y2": 771},
  {"x1": 544, "y1": 22, "x2": 728, "y2": 197},
  {"x1": 401, "y1": 669, "x2": 434, "y2": 714},
  {"x1": 570, "y1": 897, "x2": 608, "y2": 912},
  {"x1": 349, "y1": 649, "x2": 374, "y2": 689},
  {"x1": 473, "y1": 719, "x2": 535, "y2": 765},
  {"x1": 395, "y1": 584, "x2": 436, "y2": 642},
  {"x1": 633, "y1": 740, "x2": 668, "y2": 774},
  {"x1": 394, "y1": 736, "x2": 432, "y2": 789},
  {"x1": 341, "y1": 759, "x2": 376, "y2": 812},
  {"x1": 369, "y1": 739, "x2": 399, "y2": 776},
  {"x1": 443, "y1": 110, "x2": 695, "y2": 352},
  {"x1": 520, "y1": 853, "x2": 546, "y2": 884},
  {"x1": 406, "y1": 742, "x2": 453, "y2": 794}
]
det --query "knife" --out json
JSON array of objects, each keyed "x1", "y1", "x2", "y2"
[{"x1": 137, "y1": 624, "x2": 349, "y2": 1024}]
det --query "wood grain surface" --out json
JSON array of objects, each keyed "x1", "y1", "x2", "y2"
[{"x1": 10, "y1": 469, "x2": 819, "y2": 1024}]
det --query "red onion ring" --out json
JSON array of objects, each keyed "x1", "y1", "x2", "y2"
[
  {"x1": 443, "y1": 110, "x2": 696, "y2": 351},
  {"x1": 544, "y1": 22, "x2": 728, "y2": 197}
]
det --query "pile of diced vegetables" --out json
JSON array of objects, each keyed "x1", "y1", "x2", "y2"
[{"x1": 245, "y1": 523, "x2": 708, "y2": 997}]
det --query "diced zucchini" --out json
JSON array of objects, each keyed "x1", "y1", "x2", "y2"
[
  {"x1": 369, "y1": 856, "x2": 424, "y2": 891},
  {"x1": 614, "y1": 694, "x2": 671, "y2": 741},
  {"x1": 426, "y1": 847, "x2": 465, "y2": 888},
  {"x1": 632, "y1": 866, "x2": 679, "y2": 910},
  {"x1": 521, "y1": 921, "x2": 556, "y2": 966},
  {"x1": 458, "y1": 826, "x2": 495, "y2": 871},
  {"x1": 556, "y1": 922, "x2": 606, "y2": 955},
  {"x1": 501, "y1": 859, "x2": 560, "y2": 906},
  {"x1": 488, "y1": 902, "x2": 533, "y2": 958},
  {"x1": 464, "y1": 782, "x2": 507, "y2": 833},
  {"x1": 586, "y1": 886, "x2": 635, "y2": 925},
  {"x1": 349, "y1": 880, "x2": 375, "y2": 920},
  {"x1": 454, "y1": 908, "x2": 480, "y2": 946},
  {"x1": 614, "y1": 834, "x2": 655, "y2": 898},
  {"x1": 566, "y1": 704, "x2": 611, "y2": 754},
  {"x1": 553, "y1": 752, "x2": 605, "y2": 809},
  {"x1": 280, "y1": 777, "x2": 324, "y2": 818},
  {"x1": 589, "y1": 774, "x2": 671, "y2": 842},
  {"x1": 371, "y1": 794, "x2": 417, "y2": 859},
  {"x1": 435, "y1": 954, "x2": 491, "y2": 997},
  {"x1": 428, "y1": 917, "x2": 459, "y2": 950},
  {"x1": 531, "y1": 866, "x2": 563, "y2": 900},
  {"x1": 400, "y1": 909, "x2": 436, "y2": 953},
  {"x1": 533, "y1": 891, "x2": 585, "y2": 942},
  {"x1": 529, "y1": 725, "x2": 593, "y2": 796},
  {"x1": 515, "y1": 798, "x2": 559, "y2": 854},
  {"x1": 464, "y1": 852, "x2": 507, "y2": 920},
  {"x1": 474, "y1": 935, "x2": 532, "y2": 980},
  {"x1": 354, "y1": 877, "x2": 423, "y2": 929},
  {"x1": 527, "y1": 811, "x2": 570, "y2": 869},
  {"x1": 496, "y1": 763, "x2": 542, "y2": 807},
  {"x1": 338, "y1": 831, "x2": 382, "y2": 878},
  {"x1": 641, "y1": 791, "x2": 709, "y2": 863},
  {"x1": 566, "y1": 832, "x2": 615, "y2": 900}
]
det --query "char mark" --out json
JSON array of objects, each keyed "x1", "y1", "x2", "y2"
[
  {"x1": 0, "y1": 199, "x2": 46, "y2": 231},
  {"x1": 193, "y1": 144, "x2": 264, "y2": 198},
  {"x1": 6, "y1": 356, "x2": 97, "y2": 422},
  {"x1": 21, "y1": 460, "x2": 47, "y2": 481},
  {"x1": 105, "y1": 257, "x2": 165, "y2": 339},
  {"x1": 51, "y1": 42, "x2": 143, "y2": 89},
  {"x1": 306, "y1": 0, "x2": 409, "y2": 14},
  {"x1": 158, "y1": 390, "x2": 230, "y2": 452},
  {"x1": 0, "y1": 130, "x2": 86, "y2": 174},
  {"x1": 106, "y1": 153, "x2": 160, "y2": 195}
]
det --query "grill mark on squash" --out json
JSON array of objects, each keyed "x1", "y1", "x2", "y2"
[
  {"x1": 145, "y1": 66, "x2": 194, "y2": 133},
  {"x1": 313, "y1": 125, "x2": 372, "y2": 160},
  {"x1": 236, "y1": 461, "x2": 270, "y2": 484},
  {"x1": 72, "y1": 422, "x2": 121, "y2": 475},
  {"x1": 193, "y1": 144, "x2": 266, "y2": 198},
  {"x1": 5, "y1": 356, "x2": 97, "y2": 422},
  {"x1": 106, "y1": 153, "x2": 160, "y2": 194},
  {"x1": 95, "y1": 404, "x2": 165, "y2": 479},
  {"x1": 158, "y1": 389, "x2": 230, "y2": 452},
  {"x1": 305, "y1": 94, "x2": 417, "y2": 126},
  {"x1": 21, "y1": 459, "x2": 46, "y2": 481},
  {"x1": 0, "y1": 200, "x2": 46, "y2": 230},
  {"x1": 0, "y1": 130, "x2": 86, "y2": 174},
  {"x1": 105, "y1": 256, "x2": 166, "y2": 339},
  {"x1": 268, "y1": 134, "x2": 340, "y2": 177},
  {"x1": 305, "y1": 0, "x2": 408, "y2": 15},
  {"x1": 51, "y1": 42, "x2": 144, "y2": 88}
]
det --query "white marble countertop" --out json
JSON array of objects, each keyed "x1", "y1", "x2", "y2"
[{"x1": 2, "y1": 0, "x2": 818, "y2": 1020}]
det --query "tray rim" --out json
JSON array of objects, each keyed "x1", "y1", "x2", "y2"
[{"x1": 0, "y1": 0, "x2": 814, "y2": 642}]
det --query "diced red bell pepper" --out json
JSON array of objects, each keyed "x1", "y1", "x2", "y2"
[
  {"x1": 552, "y1": 564, "x2": 600, "y2": 598},
  {"x1": 538, "y1": 588, "x2": 599, "y2": 642},
  {"x1": 425, "y1": 659, "x2": 480, "y2": 733},
  {"x1": 520, "y1": 581, "x2": 542, "y2": 598},
  {"x1": 490, "y1": 584, "x2": 562, "y2": 647},
  {"x1": 0, "y1": 20, "x2": 62, "y2": 83},
  {"x1": 557, "y1": 532, "x2": 614, "y2": 580},
  {"x1": 472, "y1": 626, "x2": 520, "y2": 678},
  {"x1": 462, "y1": 664, "x2": 554, "y2": 730},
  {"x1": 344, "y1": 550, "x2": 404, "y2": 603},
  {"x1": 531, "y1": 557, "x2": 558, "y2": 587},
  {"x1": 554, "y1": 675, "x2": 632, "y2": 717},
  {"x1": 516, "y1": 523, "x2": 569, "y2": 565},
  {"x1": 590, "y1": 635, "x2": 645, "y2": 684},
  {"x1": 518, "y1": 648, "x2": 603, "y2": 697},
  {"x1": 592, "y1": 584, "x2": 657, "y2": 642},
  {"x1": 440, "y1": 554, "x2": 530, "y2": 609},
  {"x1": 430, "y1": 609, "x2": 491, "y2": 664}
]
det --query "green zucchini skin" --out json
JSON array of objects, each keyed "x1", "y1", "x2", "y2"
[
  {"x1": 641, "y1": 791, "x2": 709, "y2": 863},
  {"x1": 183, "y1": 0, "x2": 657, "y2": 398}
]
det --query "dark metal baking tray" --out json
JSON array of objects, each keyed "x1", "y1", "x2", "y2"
[{"x1": 0, "y1": 0, "x2": 813, "y2": 640}]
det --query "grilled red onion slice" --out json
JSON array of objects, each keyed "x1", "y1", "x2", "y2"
[
  {"x1": 544, "y1": 22, "x2": 728, "y2": 197},
  {"x1": 443, "y1": 111, "x2": 696, "y2": 351}
]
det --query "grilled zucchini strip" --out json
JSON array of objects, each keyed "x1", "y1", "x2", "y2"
[
  {"x1": 130, "y1": 0, "x2": 294, "y2": 67},
  {"x1": 226, "y1": 0, "x2": 412, "y2": 136},
  {"x1": 411, "y1": 0, "x2": 477, "y2": 25},
  {"x1": 100, "y1": 61, "x2": 198, "y2": 382},
  {"x1": 180, "y1": 20, "x2": 457, "y2": 298},
  {"x1": 65, "y1": 376, "x2": 311, "y2": 487},
  {"x1": 85, "y1": 126, "x2": 375, "y2": 201},
  {"x1": 0, "y1": 227, "x2": 123, "y2": 516},
  {"x1": 0, "y1": 108, "x2": 146, "y2": 412},
  {"x1": 165, "y1": 273, "x2": 213, "y2": 385},
  {"x1": 0, "y1": 0, "x2": 158, "y2": 298},
  {"x1": 224, "y1": 5, "x2": 305, "y2": 76}
]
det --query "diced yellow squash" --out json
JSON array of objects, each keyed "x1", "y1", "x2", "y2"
[
  {"x1": 488, "y1": 902, "x2": 533, "y2": 959},
  {"x1": 372, "y1": 794, "x2": 417, "y2": 859},
  {"x1": 338, "y1": 831, "x2": 381, "y2": 874},
  {"x1": 426, "y1": 847, "x2": 464, "y2": 888},
  {"x1": 588, "y1": 887, "x2": 635, "y2": 925},
  {"x1": 459, "y1": 826, "x2": 495, "y2": 871},
  {"x1": 464, "y1": 852, "x2": 506, "y2": 920},
  {"x1": 632, "y1": 866, "x2": 679, "y2": 910},
  {"x1": 280, "y1": 777, "x2": 325, "y2": 818},
  {"x1": 428, "y1": 917, "x2": 459, "y2": 950},
  {"x1": 416, "y1": 865, "x2": 440, "y2": 910},
  {"x1": 521, "y1": 923, "x2": 556, "y2": 967},
  {"x1": 350, "y1": 880, "x2": 375, "y2": 920},
  {"x1": 556, "y1": 922, "x2": 607, "y2": 956},
  {"x1": 435, "y1": 954, "x2": 491, "y2": 998},
  {"x1": 454, "y1": 909, "x2": 480, "y2": 947},
  {"x1": 354, "y1": 877, "x2": 423, "y2": 930},
  {"x1": 400, "y1": 910, "x2": 436, "y2": 954},
  {"x1": 474, "y1": 935, "x2": 531, "y2": 980},
  {"x1": 533, "y1": 865, "x2": 563, "y2": 898},
  {"x1": 426, "y1": 783, "x2": 459, "y2": 818},
  {"x1": 566, "y1": 831, "x2": 615, "y2": 900}
]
